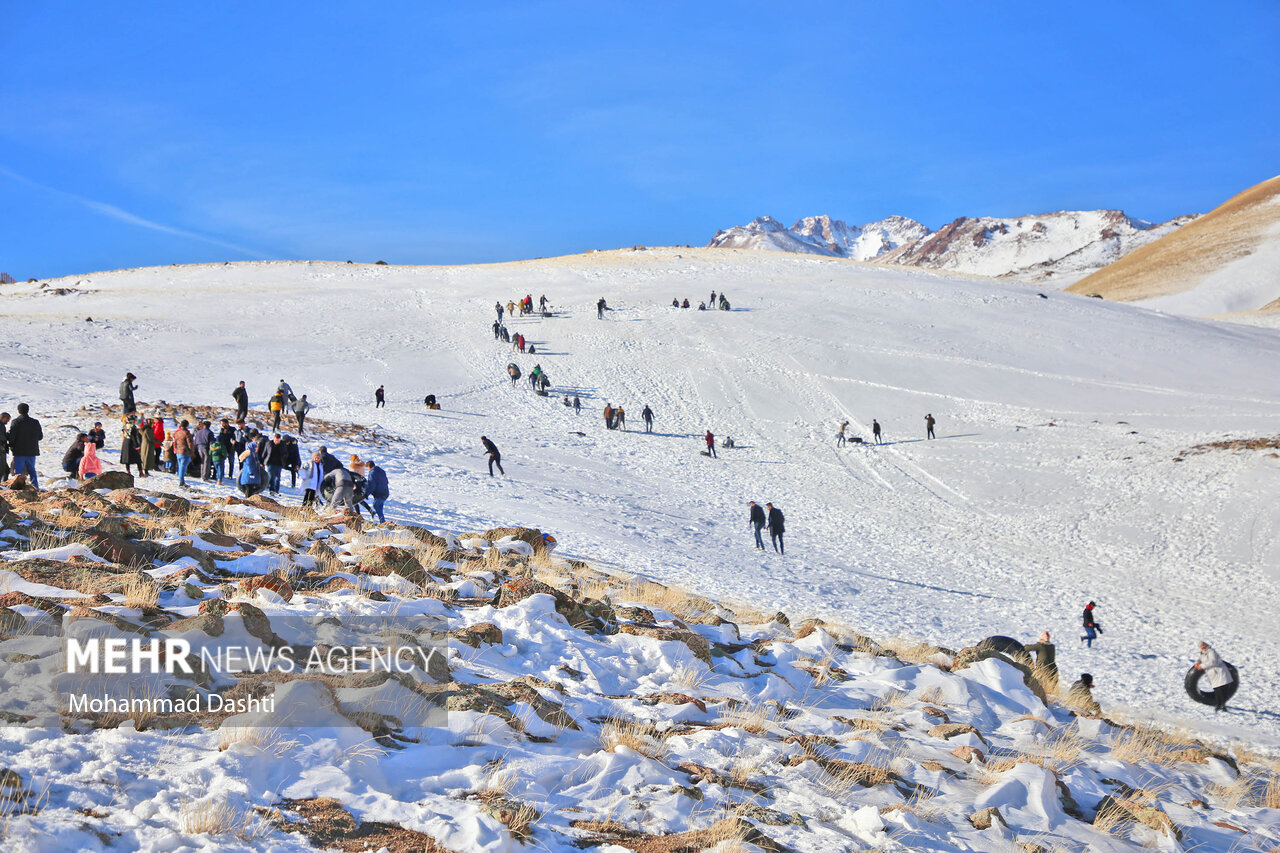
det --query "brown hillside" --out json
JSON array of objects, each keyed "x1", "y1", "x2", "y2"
[{"x1": 1068, "y1": 175, "x2": 1280, "y2": 303}]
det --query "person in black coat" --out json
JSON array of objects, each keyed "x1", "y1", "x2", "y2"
[
  {"x1": 232, "y1": 381, "x2": 249, "y2": 422},
  {"x1": 61, "y1": 434, "x2": 87, "y2": 475},
  {"x1": 748, "y1": 501, "x2": 766, "y2": 550},
  {"x1": 765, "y1": 502, "x2": 785, "y2": 554},
  {"x1": 284, "y1": 436, "x2": 302, "y2": 487},
  {"x1": 1081, "y1": 602, "x2": 1101, "y2": 647},
  {"x1": 119, "y1": 418, "x2": 142, "y2": 475},
  {"x1": 375, "y1": 385, "x2": 386, "y2": 407},
  {"x1": 88, "y1": 422, "x2": 107, "y2": 449},
  {"x1": 481, "y1": 436, "x2": 504, "y2": 476},
  {"x1": 8, "y1": 403, "x2": 44, "y2": 488},
  {"x1": 119, "y1": 373, "x2": 137, "y2": 414},
  {"x1": 317, "y1": 445, "x2": 342, "y2": 475}
]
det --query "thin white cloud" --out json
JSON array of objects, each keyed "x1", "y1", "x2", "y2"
[{"x1": 0, "y1": 165, "x2": 267, "y2": 259}]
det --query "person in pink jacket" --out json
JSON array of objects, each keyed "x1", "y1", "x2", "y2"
[{"x1": 78, "y1": 440, "x2": 103, "y2": 479}]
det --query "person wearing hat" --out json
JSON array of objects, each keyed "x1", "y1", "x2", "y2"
[
  {"x1": 119, "y1": 414, "x2": 143, "y2": 476},
  {"x1": 1194, "y1": 642, "x2": 1234, "y2": 712},
  {"x1": 119, "y1": 373, "x2": 138, "y2": 414},
  {"x1": 1067, "y1": 673, "x2": 1101, "y2": 715},
  {"x1": 1081, "y1": 601, "x2": 1101, "y2": 647},
  {"x1": 87, "y1": 421, "x2": 107, "y2": 449}
]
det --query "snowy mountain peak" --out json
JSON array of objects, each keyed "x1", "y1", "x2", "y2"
[{"x1": 710, "y1": 207, "x2": 1194, "y2": 281}]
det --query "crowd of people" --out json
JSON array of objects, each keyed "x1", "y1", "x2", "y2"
[
  {"x1": 0, "y1": 374, "x2": 395, "y2": 524},
  {"x1": 671, "y1": 289, "x2": 731, "y2": 311}
]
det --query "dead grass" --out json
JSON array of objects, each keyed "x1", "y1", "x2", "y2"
[
  {"x1": 718, "y1": 700, "x2": 776, "y2": 735},
  {"x1": 599, "y1": 717, "x2": 670, "y2": 762},
  {"x1": 179, "y1": 796, "x2": 270, "y2": 840},
  {"x1": 120, "y1": 573, "x2": 160, "y2": 608},
  {"x1": 1110, "y1": 724, "x2": 1196, "y2": 767},
  {"x1": 870, "y1": 690, "x2": 911, "y2": 713},
  {"x1": 1067, "y1": 174, "x2": 1280, "y2": 305}
]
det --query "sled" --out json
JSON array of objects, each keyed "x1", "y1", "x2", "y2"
[
  {"x1": 1184, "y1": 662, "x2": 1240, "y2": 706},
  {"x1": 699, "y1": 450, "x2": 712, "y2": 457}
]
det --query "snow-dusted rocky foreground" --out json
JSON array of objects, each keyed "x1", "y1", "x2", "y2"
[{"x1": 0, "y1": 249, "x2": 1278, "y2": 850}]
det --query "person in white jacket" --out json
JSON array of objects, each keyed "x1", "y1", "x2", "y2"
[{"x1": 1194, "y1": 642, "x2": 1234, "y2": 712}]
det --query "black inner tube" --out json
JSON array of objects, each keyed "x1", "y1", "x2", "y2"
[
  {"x1": 319, "y1": 471, "x2": 368, "y2": 505},
  {"x1": 1184, "y1": 663, "x2": 1240, "y2": 705}
]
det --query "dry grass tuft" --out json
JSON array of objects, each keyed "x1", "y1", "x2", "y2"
[
  {"x1": 718, "y1": 700, "x2": 776, "y2": 735},
  {"x1": 599, "y1": 717, "x2": 670, "y2": 762},
  {"x1": 1110, "y1": 724, "x2": 1192, "y2": 767},
  {"x1": 870, "y1": 690, "x2": 911, "y2": 713},
  {"x1": 120, "y1": 573, "x2": 160, "y2": 608},
  {"x1": 179, "y1": 796, "x2": 269, "y2": 839}
]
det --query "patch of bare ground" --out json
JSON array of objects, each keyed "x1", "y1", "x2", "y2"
[
  {"x1": 266, "y1": 797, "x2": 455, "y2": 852},
  {"x1": 1068, "y1": 175, "x2": 1280, "y2": 304},
  {"x1": 80, "y1": 402, "x2": 406, "y2": 448},
  {"x1": 1174, "y1": 434, "x2": 1280, "y2": 461},
  {"x1": 572, "y1": 815, "x2": 783, "y2": 853}
]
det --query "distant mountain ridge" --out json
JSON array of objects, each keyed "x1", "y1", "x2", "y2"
[{"x1": 709, "y1": 209, "x2": 1196, "y2": 282}]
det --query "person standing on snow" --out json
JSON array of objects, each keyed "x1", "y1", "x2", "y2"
[
  {"x1": 171, "y1": 420, "x2": 195, "y2": 487},
  {"x1": 572, "y1": 396, "x2": 581, "y2": 413},
  {"x1": 294, "y1": 394, "x2": 312, "y2": 434},
  {"x1": 1081, "y1": 601, "x2": 1101, "y2": 647},
  {"x1": 603, "y1": 404, "x2": 615, "y2": 431},
  {"x1": 375, "y1": 386, "x2": 386, "y2": 408},
  {"x1": 925, "y1": 413, "x2": 936, "y2": 440},
  {"x1": 704, "y1": 430, "x2": 717, "y2": 458},
  {"x1": 642, "y1": 405, "x2": 654, "y2": 433},
  {"x1": 0, "y1": 411, "x2": 12, "y2": 483},
  {"x1": 765, "y1": 502, "x2": 785, "y2": 554},
  {"x1": 748, "y1": 501, "x2": 766, "y2": 550},
  {"x1": 277, "y1": 380, "x2": 296, "y2": 405},
  {"x1": 872, "y1": 419, "x2": 882, "y2": 444},
  {"x1": 365, "y1": 458, "x2": 389, "y2": 522},
  {"x1": 597, "y1": 297, "x2": 607, "y2": 319},
  {"x1": 119, "y1": 373, "x2": 138, "y2": 415},
  {"x1": 481, "y1": 436, "x2": 504, "y2": 477},
  {"x1": 300, "y1": 450, "x2": 323, "y2": 507},
  {"x1": 616, "y1": 407, "x2": 626, "y2": 431},
  {"x1": 232, "y1": 381, "x2": 249, "y2": 423},
  {"x1": 1194, "y1": 642, "x2": 1234, "y2": 712},
  {"x1": 837, "y1": 420, "x2": 849, "y2": 447},
  {"x1": 495, "y1": 301, "x2": 504, "y2": 321},
  {"x1": 119, "y1": 416, "x2": 142, "y2": 477},
  {"x1": 193, "y1": 420, "x2": 214, "y2": 480},
  {"x1": 138, "y1": 416, "x2": 159, "y2": 475},
  {"x1": 8, "y1": 403, "x2": 43, "y2": 489},
  {"x1": 268, "y1": 390, "x2": 285, "y2": 432}
]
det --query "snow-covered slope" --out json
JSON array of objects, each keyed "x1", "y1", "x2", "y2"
[
  {"x1": 710, "y1": 210, "x2": 1193, "y2": 282},
  {"x1": 1069, "y1": 175, "x2": 1280, "y2": 318},
  {"x1": 2, "y1": 248, "x2": 1279, "y2": 753}
]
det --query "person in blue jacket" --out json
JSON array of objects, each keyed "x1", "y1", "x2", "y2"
[{"x1": 365, "y1": 459, "x2": 390, "y2": 523}]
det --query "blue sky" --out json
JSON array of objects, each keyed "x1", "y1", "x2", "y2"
[{"x1": 2, "y1": 2, "x2": 1277, "y2": 279}]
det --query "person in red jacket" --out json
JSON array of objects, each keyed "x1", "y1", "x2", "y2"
[{"x1": 705, "y1": 430, "x2": 717, "y2": 459}]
